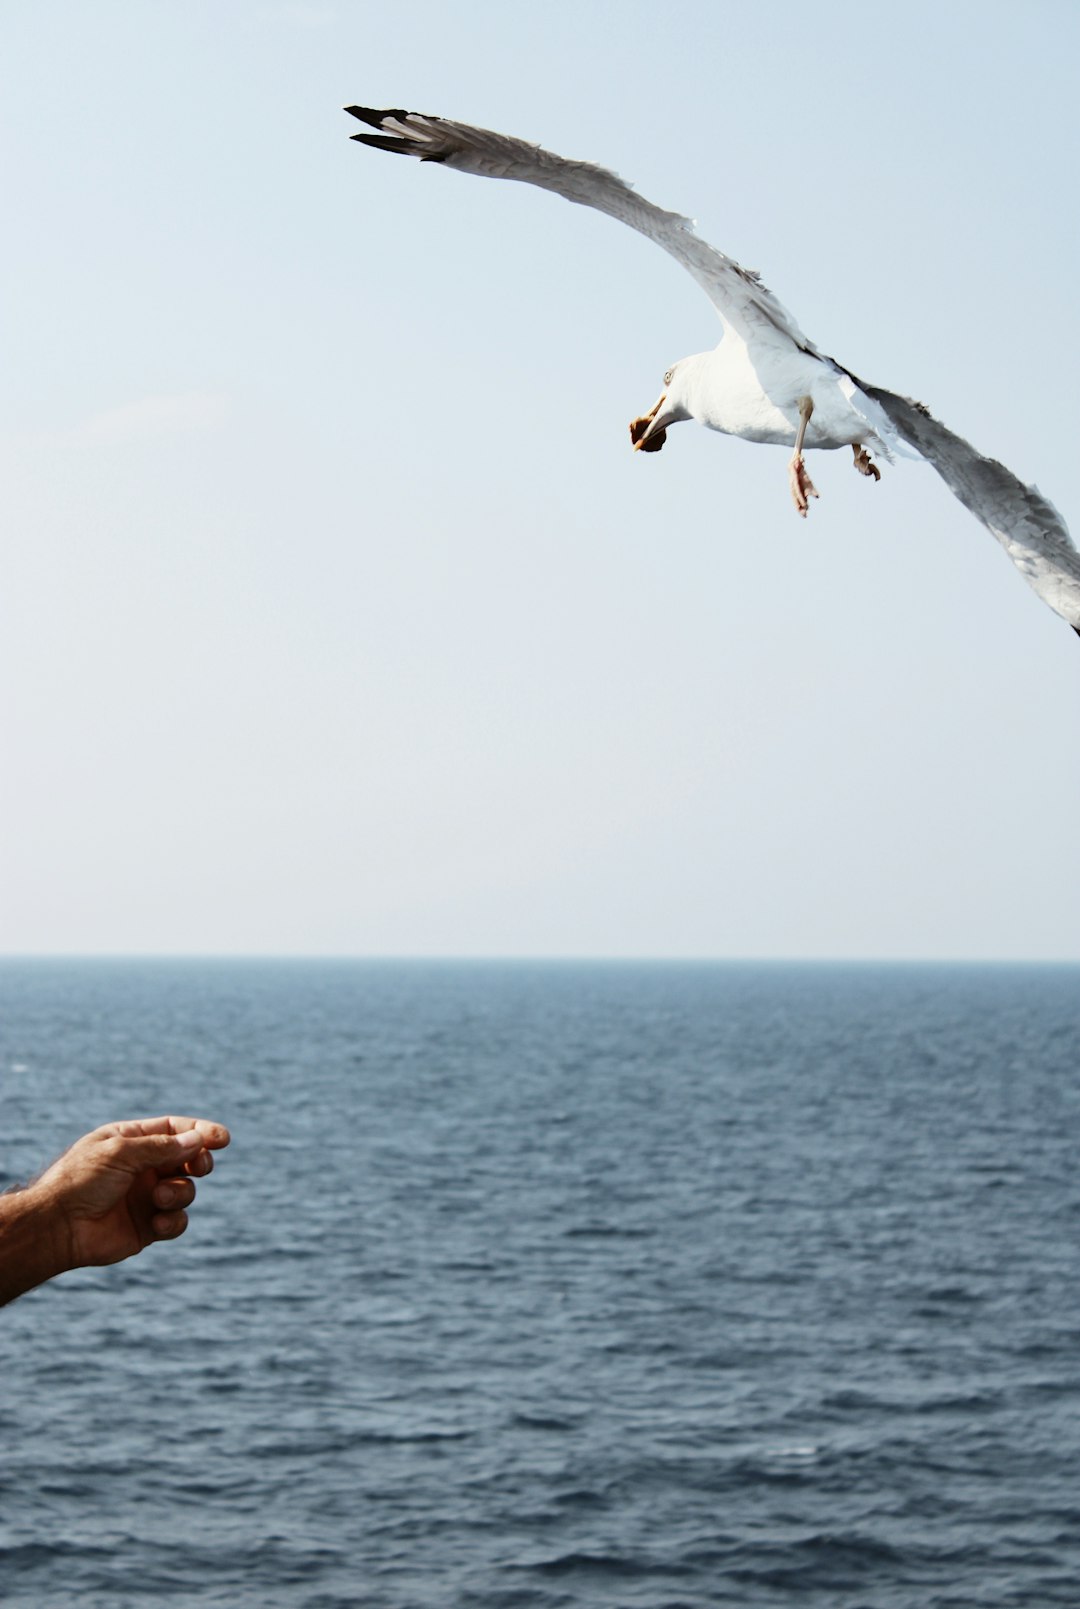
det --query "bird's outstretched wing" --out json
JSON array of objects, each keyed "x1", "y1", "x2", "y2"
[
  {"x1": 856, "y1": 383, "x2": 1080, "y2": 635},
  {"x1": 345, "y1": 105, "x2": 816, "y2": 353}
]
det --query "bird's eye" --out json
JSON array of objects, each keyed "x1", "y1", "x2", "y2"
[{"x1": 663, "y1": 367, "x2": 675, "y2": 386}]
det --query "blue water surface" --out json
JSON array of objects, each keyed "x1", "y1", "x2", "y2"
[{"x1": 1, "y1": 959, "x2": 1078, "y2": 1607}]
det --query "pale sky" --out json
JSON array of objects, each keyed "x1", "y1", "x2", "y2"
[{"x1": 2, "y1": 0, "x2": 1078, "y2": 959}]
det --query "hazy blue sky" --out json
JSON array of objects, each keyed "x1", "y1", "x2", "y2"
[{"x1": 2, "y1": 0, "x2": 1078, "y2": 958}]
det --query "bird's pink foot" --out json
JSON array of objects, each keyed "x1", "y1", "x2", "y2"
[
  {"x1": 789, "y1": 452, "x2": 819, "y2": 517},
  {"x1": 852, "y1": 444, "x2": 881, "y2": 481}
]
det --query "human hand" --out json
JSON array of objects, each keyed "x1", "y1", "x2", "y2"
[
  {"x1": 27, "y1": 1116, "x2": 231, "y2": 1276},
  {"x1": 1, "y1": 1115, "x2": 231, "y2": 1306},
  {"x1": 37, "y1": 1113, "x2": 231, "y2": 1274}
]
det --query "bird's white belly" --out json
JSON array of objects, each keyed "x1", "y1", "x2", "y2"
[{"x1": 691, "y1": 340, "x2": 865, "y2": 450}]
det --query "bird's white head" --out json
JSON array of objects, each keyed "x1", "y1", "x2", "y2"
[{"x1": 629, "y1": 357, "x2": 694, "y2": 452}]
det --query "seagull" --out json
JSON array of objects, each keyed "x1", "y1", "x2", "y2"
[{"x1": 346, "y1": 105, "x2": 1080, "y2": 639}]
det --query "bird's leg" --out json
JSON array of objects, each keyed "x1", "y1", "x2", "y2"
[
  {"x1": 852, "y1": 443, "x2": 881, "y2": 481},
  {"x1": 788, "y1": 396, "x2": 819, "y2": 517}
]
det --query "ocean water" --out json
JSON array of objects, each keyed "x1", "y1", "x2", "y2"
[{"x1": 1, "y1": 959, "x2": 1079, "y2": 1608}]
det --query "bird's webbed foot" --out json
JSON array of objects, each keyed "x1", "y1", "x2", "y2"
[
  {"x1": 788, "y1": 452, "x2": 819, "y2": 517},
  {"x1": 852, "y1": 444, "x2": 881, "y2": 481}
]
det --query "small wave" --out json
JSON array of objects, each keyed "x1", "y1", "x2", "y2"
[
  {"x1": 522, "y1": 1548, "x2": 695, "y2": 1579},
  {"x1": 561, "y1": 1223, "x2": 654, "y2": 1240},
  {"x1": 0, "y1": 1540, "x2": 115, "y2": 1566},
  {"x1": 248, "y1": 1427, "x2": 473, "y2": 1459},
  {"x1": 509, "y1": 1412, "x2": 583, "y2": 1433},
  {"x1": 822, "y1": 1385, "x2": 1002, "y2": 1416},
  {"x1": 921, "y1": 1283, "x2": 984, "y2": 1304},
  {"x1": 723, "y1": 1529, "x2": 910, "y2": 1590},
  {"x1": 551, "y1": 1485, "x2": 611, "y2": 1510}
]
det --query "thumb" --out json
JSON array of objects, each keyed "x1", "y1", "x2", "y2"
[{"x1": 108, "y1": 1129, "x2": 205, "y2": 1174}]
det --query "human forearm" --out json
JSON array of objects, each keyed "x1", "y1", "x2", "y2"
[{"x1": 0, "y1": 1182, "x2": 69, "y2": 1306}]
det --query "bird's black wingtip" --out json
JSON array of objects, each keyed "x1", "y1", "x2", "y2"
[
  {"x1": 346, "y1": 105, "x2": 448, "y2": 159},
  {"x1": 344, "y1": 104, "x2": 411, "y2": 129},
  {"x1": 349, "y1": 131, "x2": 420, "y2": 155}
]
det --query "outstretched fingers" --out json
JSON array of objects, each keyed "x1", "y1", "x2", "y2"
[
  {"x1": 106, "y1": 1116, "x2": 231, "y2": 1148},
  {"x1": 100, "y1": 1118, "x2": 230, "y2": 1178},
  {"x1": 138, "y1": 1120, "x2": 227, "y2": 1242}
]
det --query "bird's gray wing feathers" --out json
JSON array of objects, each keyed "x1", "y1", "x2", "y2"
[
  {"x1": 345, "y1": 106, "x2": 816, "y2": 353},
  {"x1": 856, "y1": 383, "x2": 1080, "y2": 634}
]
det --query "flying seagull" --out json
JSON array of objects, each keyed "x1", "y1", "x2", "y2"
[{"x1": 346, "y1": 105, "x2": 1080, "y2": 639}]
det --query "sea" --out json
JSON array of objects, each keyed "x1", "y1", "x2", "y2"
[{"x1": 1, "y1": 959, "x2": 1078, "y2": 1608}]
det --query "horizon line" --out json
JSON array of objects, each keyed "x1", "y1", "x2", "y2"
[{"x1": 0, "y1": 953, "x2": 1078, "y2": 966}]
